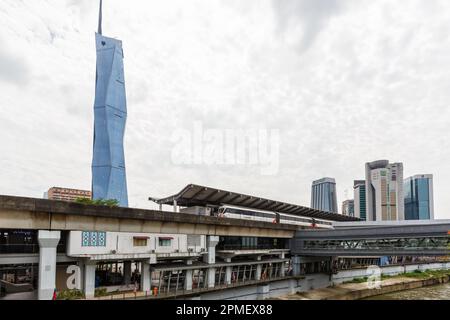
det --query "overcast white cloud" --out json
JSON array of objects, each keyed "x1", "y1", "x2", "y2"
[{"x1": 0, "y1": 0, "x2": 449, "y2": 219}]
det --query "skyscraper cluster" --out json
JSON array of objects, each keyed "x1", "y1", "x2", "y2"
[{"x1": 311, "y1": 160, "x2": 434, "y2": 221}]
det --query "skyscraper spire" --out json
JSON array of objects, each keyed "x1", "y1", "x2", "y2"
[{"x1": 98, "y1": 0, "x2": 103, "y2": 35}]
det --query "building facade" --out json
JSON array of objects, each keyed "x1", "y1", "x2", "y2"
[
  {"x1": 44, "y1": 187, "x2": 91, "y2": 202},
  {"x1": 91, "y1": 1, "x2": 128, "y2": 207},
  {"x1": 365, "y1": 160, "x2": 404, "y2": 222},
  {"x1": 342, "y1": 200, "x2": 355, "y2": 217},
  {"x1": 404, "y1": 174, "x2": 434, "y2": 220},
  {"x1": 353, "y1": 180, "x2": 366, "y2": 220},
  {"x1": 311, "y1": 178, "x2": 338, "y2": 213}
]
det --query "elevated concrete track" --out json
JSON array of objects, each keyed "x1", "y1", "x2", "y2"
[{"x1": 0, "y1": 195, "x2": 298, "y2": 238}]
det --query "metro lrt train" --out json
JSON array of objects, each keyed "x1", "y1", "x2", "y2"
[{"x1": 216, "y1": 205, "x2": 334, "y2": 229}]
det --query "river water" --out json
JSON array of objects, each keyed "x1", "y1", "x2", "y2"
[{"x1": 365, "y1": 283, "x2": 450, "y2": 300}]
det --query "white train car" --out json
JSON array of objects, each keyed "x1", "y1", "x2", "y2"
[{"x1": 217, "y1": 205, "x2": 334, "y2": 229}]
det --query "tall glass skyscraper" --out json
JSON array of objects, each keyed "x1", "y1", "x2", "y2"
[
  {"x1": 353, "y1": 180, "x2": 366, "y2": 220},
  {"x1": 91, "y1": 0, "x2": 128, "y2": 207},
  {"x1": 311, "y1": 178, "x2": 338, "y2": 213},
  {"x1": 404, "y1": 175, "x2": 434, "y2": 220}
]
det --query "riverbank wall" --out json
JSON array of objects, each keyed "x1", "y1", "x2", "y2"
[
  {"x1": 346, "y1": 275, "x2": 450, "y2": 300},
  {"x1": 331, "y1": 262, "x2": 450, "y2": 285},
  {"x1": 190, "y1": 262, "x2": 450, "y2": 300}
]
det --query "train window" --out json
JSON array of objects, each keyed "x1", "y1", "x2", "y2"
[
  {"x1": 244, "y1": 210, "x2": 255, "y2": 217},
  {"x1": 237, "y1": 209, "x2": 257, "y2": 217}
]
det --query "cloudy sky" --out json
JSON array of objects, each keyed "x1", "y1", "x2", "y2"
[{"x1": 0, "y1": 0, "x2": 449, "y2": 219}]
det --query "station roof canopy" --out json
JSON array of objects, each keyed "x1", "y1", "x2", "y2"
[{"x1": 149, "y1": 184, "x2": 361, "y2": 222}]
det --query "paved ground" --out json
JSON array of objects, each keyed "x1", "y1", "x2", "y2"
[
  {"x1": 276, "y1": 277, "x2": 419, "y2": 300},
  {"x1": 0, "y1": 291, "x2": 37, "y2": 300}
]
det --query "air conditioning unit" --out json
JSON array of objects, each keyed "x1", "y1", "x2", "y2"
[
  {"x1": 175, "y1": 249, "x2": 179, "y2": 253},
  {"x1": 201, "y1": 248, "x2": 206, "y2": 252},
  {"x1": 110, "y1": 250, "x2": 117, "y2": 254},
  {"x1": 150, "y1": 250, "x2": 156, "y2": 253},
  {"x1": 188, "y1": 248, "x2": 194, "y2": 253}
]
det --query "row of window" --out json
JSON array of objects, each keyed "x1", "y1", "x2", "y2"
[
  {"x1": 224, "y1": 208, "x2": 332, "y2": 226},
  {"x1": 282, "y1": 215, "x2": 333, "y2": 225},
  {"x1": 133, "y1": 238, "x2": 172, "y2": 247},
  {"x1": 81, "y1": 232, "x2": 172, "y2": 248},
  {"x1": 225, "y1": 208, "x2": 274, "y2": 219}
]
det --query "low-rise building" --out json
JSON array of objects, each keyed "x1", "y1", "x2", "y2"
[{"x1": 44, "y1": 187, "x2": 91, "y2": 202}]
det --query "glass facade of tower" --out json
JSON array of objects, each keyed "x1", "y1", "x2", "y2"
[
  {"x1": 358, "y1": 185, "x2": 366, "y2": 220},
  {"x1": 353, "y1": 180, "x2": 367, "y2": 220},
  {"x1": 91, "y1": 33, "x2": 128, "y2": 207},
  {"x1": 404, "y1": 176, "x2": 433, "y2": 220},
  {"x1": 311, "y1": 178, "x2": 338, "y2": 213}
]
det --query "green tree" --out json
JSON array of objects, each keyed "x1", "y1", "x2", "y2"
[{"x1": 75, "y1": 197, "x2": 119, "y2": 207}]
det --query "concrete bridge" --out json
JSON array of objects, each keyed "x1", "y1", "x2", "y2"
[
  {"x1": 291, "y1": 220, "x2": 450, "y2": 256},
  {"x1": 0, "y1": 195, "x2": 297, "y2": 238}
]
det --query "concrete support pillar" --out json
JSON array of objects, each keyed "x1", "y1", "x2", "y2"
[
  {"x1": 38, "y1": 230, "x2": 60, "y2": 300},
  {"x1": 202, "y1": 236, "x2": 219, "y2": 289},
  {"x1": 124, "y1": 261, "x2": 132, "y2": 285},
  {"x1": 184, "y1": 269, "x2": 193, "y2": 291},
  {"x1": 256, "y1": 264, "x2": 262, "y2": 281},
  {"x1": 203, "y1": 236, "x2": 219, "y2": 264},
  {"x1": 225, "y1": 267, "x2": 232, "y2": 285},
  {"x1": 207, "y1": 268, "x2": 216, "y2": 288},
  {"x1": 280, "y1": 262, "x2": 286, "y2": 277},
  {"x1": 292, "y1": 256, "x2": 301, "y2": 276},
  {"x1": 288, "y1": 279, "x2": 296, "y2": 294},
  {"x1": 224, "y1": 257, "x2": 232, "y2": 285},
  {"x1": 140, "y1": 262, "x2": 151, "y2": 293},
  {"x1": 173, "y1": 200, "x2": 178, "y2": 213},
  {"x1": 279, "y1": 252, "x2": 285, "y2": 259},
  {"x1": 257, "y1": 284, "x2": 270, "y2": 300},
  {"x1": 83, "y1": 262, "x2": 96, "y2": 299}
]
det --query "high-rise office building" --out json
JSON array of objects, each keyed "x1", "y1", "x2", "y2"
[
  {"x1": 353, "y1": 180, "x2": 366, "y2": 220},
  {"x1": 44, "y1": 187, "x2": 91, "y2": 202},
  {"x1": 342, "y1": 199, "x2": 355, "y2": 217},
  {"x1": 91, "y1": 0, "x2": 128, "y2": 207},
  {"x1": 311, "y1": 178, "x2": 338, "y2": 213},
  {"x1": 404, "y1": 174, "x2": 434, "y2": 220},
  {"x1": 365, "y1": 160, "x2": 404, "y2": 221}
]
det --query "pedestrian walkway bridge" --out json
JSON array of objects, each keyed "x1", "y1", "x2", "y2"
[{"x1": 292, "y1": 220, "x2": 450, "y2": 256}]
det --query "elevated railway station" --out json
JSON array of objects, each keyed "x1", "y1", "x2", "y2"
[
  {"x1": 0, "y1": 186, "x2": 448, "y2": 300},
  {"x1": 0, "y1": 185, "x2": 354, "y2": 300}
]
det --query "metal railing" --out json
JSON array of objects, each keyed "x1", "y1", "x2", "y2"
[{"x1": 98, "y1": 275, "x2": 296, "y2": 300}]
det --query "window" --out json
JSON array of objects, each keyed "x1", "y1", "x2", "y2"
[
  {"x1": 158, "y1": 238, "x2": 172, "y2": 247},
  {"x1": 82, "y1": 231, "x2": 106, "y2": 247},
  {"x1": 133, "y1": 237, "x2": 148, "y2": 247}
]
